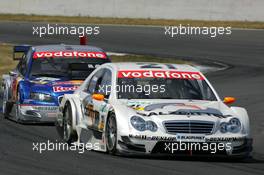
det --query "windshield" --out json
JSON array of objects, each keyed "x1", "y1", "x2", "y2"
[
  {"x1": 117, "y1": 77, "x2": 217, "y2": 100},
  {"x1": 30, "y1": 57, "x2": 108, "y2": 80}
]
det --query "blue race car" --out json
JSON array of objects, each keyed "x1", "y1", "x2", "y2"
[{"x1": 1, "y1": 44, "x2": 111, "y2": 123}]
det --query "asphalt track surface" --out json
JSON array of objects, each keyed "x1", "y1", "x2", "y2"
[{"x1": 0, "y1": 21, "x2": 264, "y2": 175}]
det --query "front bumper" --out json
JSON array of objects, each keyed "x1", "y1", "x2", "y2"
[
  {"x1": 117, "y1": 135, "x2": 253, "y2": 158},
  {"x1": 18, "y1": 104, "x2": 59, "y2": 123}
]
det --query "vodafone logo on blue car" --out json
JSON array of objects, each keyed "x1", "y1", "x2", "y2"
[{"x1": 33, "y1": 51, "x2": 107, "y2": 59}]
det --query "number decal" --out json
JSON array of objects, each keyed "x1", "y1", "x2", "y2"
[
  {"x1": 137, "y1": 63, "x2": 162, "y2": 69},
  {"x1": 165, "y1": 64, "x2": 176, "y2": 69},
  {"x1": 137, "y1": 63, "x2": 177, "y2": 69}
]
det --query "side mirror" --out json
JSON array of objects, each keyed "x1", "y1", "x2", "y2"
[
  {"x1": 223, "y1": 97, "x2": 236, "y2": 104},
  {"x1": 9, "y1": 71, "x2": 18, "y2": 76},
  {"x1": 13, "y1": 45, "x2": 31, "y2": 60},
  {"x1": 92, "y1": 93, "x2": 104, "y2": 101}
]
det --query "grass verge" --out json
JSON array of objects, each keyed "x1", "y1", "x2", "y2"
[
  {"x1": 0, "y1": 43, "x2": 188, "y2": 77},
  {"x1": 0, "y1": 43, "x2": 17, "y2": 76},
  {"x1": 0, "y1": 14, "x2": 264, "y2": 29}
]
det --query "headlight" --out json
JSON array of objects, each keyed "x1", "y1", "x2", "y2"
[
  {"x1": 228, "y1": 118, "x2": 241, "y2": 133},
  {"x1": 145, "y1": 121, "x2": 158, "y2": 132},
  {"x1": 130, "y1": 116, "x2": 158, "y2": 132},
  {"x1": 220, "y1": 122, "x2": 228, "y2": 133},
  {"x1": 30, "y1": 92, "x2": 52, "y2": 102},
  {"x1": 220, "y1": 118, "x2": 241, "y2": 133},
  {"x1": 131, "y1": 116, "x2": 145, "y2": 131}
]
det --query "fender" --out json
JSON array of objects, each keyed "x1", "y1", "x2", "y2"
[
  {"x1": 108, "y1": 100, "x2": 133, "y2": 136},
  {"x1": 61, "y1": 94, "x2": 83, "y2": 131},
  {"x1": 69, "y1": 97, "x2": 83, "y2": 130},
  {"x1": 67, "y1": 98, "x2": 77, "y2": 130},
  {"x1": 18, "y1": 80, "x2": 30, "y2": 103},
  {"x1": 230, "y1": 107, "x2": 250, "y2": 136},
  {"x1": 103, "y1": 104, "x2": 114, "y2": 131}
]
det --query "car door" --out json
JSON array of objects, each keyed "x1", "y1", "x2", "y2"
[{"x1": 82, "y1": 68, "x2": 112, "y2": 132}]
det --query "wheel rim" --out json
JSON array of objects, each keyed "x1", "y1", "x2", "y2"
[
  {"x1": 2, "y1": 88, "x2": 7, "y2": 113},
  {"x1": 16, "y1": 91, "x2": 21, "y2": 118},
  {"x1": 2, "y1": 101, "x2": 6, "y2": 113},
  {"x1": 63, "y1": 109, "x2": 71, "y2": 141},
  {"x1": 106, "y1": 116, "x2": 117, "y2": 151}
]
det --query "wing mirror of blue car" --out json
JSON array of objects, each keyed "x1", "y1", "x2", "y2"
[
  {"x1": 92, "y1": 93, "x2": 105, "y2": 101},
  {"x1": 223, "y1": 97, "x2": 236, "y2": 104},
  {"x1": 9, "y1": 71, "x2": 18, "y2": 76}
]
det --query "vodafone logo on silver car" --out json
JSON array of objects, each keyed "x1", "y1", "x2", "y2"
[
  {"x1": 33, "y1": 51, "x2": 107, "y2": 59},
  {"x1": 53, "y1": 86, "x2": 79, "y2": 93},
  {"x1": 118, "y1": 70, "x2": 204, "y2": 80}
]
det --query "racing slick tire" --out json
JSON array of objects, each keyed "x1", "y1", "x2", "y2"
[
  {"x1": 3, "y1": 101, "x2": 12, "y2": 119},
  {"x1": 105, "y1": 112, "x2": 118, "y2": 155},
  {"x1": 2, "y1": 85, "x2": 12, "y2": 119},
  {"x1": 63, "y1": 103, "x2": 77, "y2": 144}
]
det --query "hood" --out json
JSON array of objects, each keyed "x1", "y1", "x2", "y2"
[
  {"x1": 115, "y1": 99, "x2": 240, "y2": 136},
  {"x1": 120, "y1": 99, "x2": 233, "y2": 119}
]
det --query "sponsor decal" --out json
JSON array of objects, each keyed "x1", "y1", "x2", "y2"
[
  {"x1": 35, "y1": 77, "x2": 60, "y2": 81},
  {"x1": 33, "y1": 106, "x2": 58, "y2": 111},
  {"x1": 12, "y1": 76, "x2": 22, "y2": 101},
  {"x1": 169, "y1": 103, "x2": 202, "y2": 110},
  {"x1": 33, "y1": 51, "x2": 107, "y2": 59},
  {"x1": 31, "y1": 81, "x2": 49, "y2": 85},
  {"x1": 31, "y1": 77, "x2": 61, "y2": 85},
  {"x1": 129, "y1": 134, "x2": 177, "y2": 141},
  {"x1": 133, "y1": 106, "x2": 145, "y2": 111},
  {"x1": 85, "y1": 104, "x2": 101, "y2": 131},
  {"x1": 176, "y1": 134, "x2": 206, "y2": 142},
  {"x1": 53, "y1": 80, "x2": 84, "y2": 86},
  {"x1": 53, "y1": 86, "x2": 78, "y2": 92},
  {"x1": 205, "y1": 137, "x2": 246, "y2": 142},
  {"x1": 19, "y1": 105, "x2": 58, "y2": 111},
  {"x1": 127, "y1": 101, "x2": 152, "y2": 106},
  {"x1": 118, "y1": 70, "x2": 204, "y2": 80},
  {"x1": 99, "y1": 104, "x2": 108, "y2": 113},
  {"x1": 127, "y1": 101, "x2": 153, "y2": 111}
]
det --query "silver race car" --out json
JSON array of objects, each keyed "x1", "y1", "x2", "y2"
[{"x1": 57, "y1": 62, "x2": 252, "y2": 158}]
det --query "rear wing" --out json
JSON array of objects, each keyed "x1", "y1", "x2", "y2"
[{"x1": 13, "y1": 45, "x2": 31, "y2": 60}]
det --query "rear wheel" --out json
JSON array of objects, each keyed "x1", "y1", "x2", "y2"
[
  {"x1": 3, "y1": 101, "x2": 12, "y2": 119},
  {"x1": 63, "y1": 103, "x2": 77, "y2": 144},
  {"x1": 2, "y1": 85, "x2": 12, "y2": 118},
  {"x1": 105, "y1": 113, "x2": 117, "y2": 154}
]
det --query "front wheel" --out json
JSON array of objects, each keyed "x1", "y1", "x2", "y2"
[
  {"x1": 63, "y1": 103, "x2": 77, "y2": 144},
  {"x1": 105, "y1": 113, "x2": 117, "y2": 154}
]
